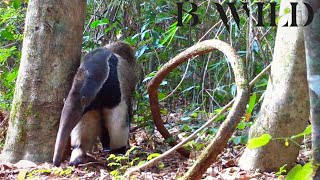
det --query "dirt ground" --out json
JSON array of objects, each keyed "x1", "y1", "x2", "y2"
[{"x1": 0, "y1": 110, "x2": 309, "y2": 179}]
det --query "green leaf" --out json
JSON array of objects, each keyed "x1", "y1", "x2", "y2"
[
  {"x1": 5, "y1": 69, "x2": 18, "y2": 82},
  {"x1": 107, "y1": 154, "x2": 116, "y2": 160},
  {"x1": 194, "y1": 142, "x2": 205, "y2": 151},
  {"x1": 17, "y1": 169, "x2": 28, "y2": 180},
  {"x1": 191, "y1": 112, "x2": 198, "y2": 118},
  {"x1": 181, "y1": 124, "x2": 191, "y2": 132},
  {"x1": 276, "y1": 164, "x2": 287, "y2": 175},
  {"x1": 91, "y1": 18, "x2": 109, "y2": 28},
  {"x1": 247, "y1": 134, "x2": 272, "y2": 149},
  {"x1": 158, "y1": 162, "x2": 165, "y2": 169},
  {"x1": 110, "y1": 169, "x2": 119, "y2": 177},
  {"x1": 108, "y1": 162, "x2": 121, "y2": 167},
  {"x1": 105, "y1": 22, "x2": 118, "y2": 33},
  {"x1": 233, "y1": 136, "x2": 242, "y2": 145},
  {"x1": 29, "y1": 168, "x2": 51, "y2": 174},
  {"x1": 275, "y1": 16, "x2": 281, "y2": 25},
  {"x1": 130, "y1": 157, "x2": 140, "y2": 166},
  {"x1": 14, "y1": 0, "x2": 22, "y2": 9},
  {"x1": 215, "y1": 114, "x2": 226, "y2": 122},
  {"x1": 284, "y1": 7, "x2": 291, "y2": 14},
  {"x1": 237, "y1": 121, "x2": 246, "y2": 130},
  {"x1": 160, "y1": 25, "x2": 178, "y2": 46},
  {"x1": 141, "y1": 30, "x2": 150, "y2": 40},
  {"x1": 125, "y1": 146, "x2": 136, "y2": 156},
  {"x1": 297, "y1": 163, "x2": 313, "y2": 180},
  {"x1": 183, "y1": 140, "x2": 196, "y2": 149},
  {"x1": 158, "y1": 92, "x2": 165, "y2": 100},
  {"x1": 247, "y1": 93, "x2": 257, "y2": 114},
  {"x1": 291, "y1": 125, "x2": 312, "y2": 139},
  {"x1": 285, "y1": 163, "x2": 312, "y2": 180},
  {"x1": 286, "y1": 164, "x2": 302, "y2": 180},
  {"x1": 160, "y1": 108, "x2": 167, "y2": 115},
  {"x1": 1, "y1": 30, "x2": 15, "y2": 40},
  {"x1": 304, "y1": 125, "x2": 312, "y2": 135},
  {"x1": 147, "y1": 153, "x2": 161, "y2": 161},
  {"x1": 137, "y1": 160, "x2": 146, "y2": 166},
  {"x1": 0, "y1": 46, "x2": 16, "y2": 63}
]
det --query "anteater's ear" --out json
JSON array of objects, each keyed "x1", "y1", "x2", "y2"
[
  {"x1": 80, "y1": 96, "x2": 87, "y2": 107},
  {"x1": 63, "y1": 98, "x2": 66, "y2": 104}
]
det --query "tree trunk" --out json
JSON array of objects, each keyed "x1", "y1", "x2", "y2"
[
  {"x1": 0, "y1": 0, "x2": 86, "y2": 163},
  {"x1": 238, "y1": 0, "x2": 309, "y2": 172},
  {"x1": 303, "y1": 0, "x2": 320, "y2": 178}
]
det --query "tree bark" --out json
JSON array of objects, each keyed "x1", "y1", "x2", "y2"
[
  {"x1": 0, "y1": 0, "x2": 86, "y2": 163},
  {"x1": 238, "y1": 0, "x2": 309, "y2": 172},
  {"x1": 303, "y1": 0, "x2": 320, "y2": 178}
]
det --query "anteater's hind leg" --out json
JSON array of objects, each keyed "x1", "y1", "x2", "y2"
[
  {"x1": 103, "y1": 100, "x2": 130, "y2": 155},
  {"x1": 100, "y1": 124, "x2": 111, "y2": 152},
  {"x1": 70, "y1": 110, "x2": 101, "y2": 166}
]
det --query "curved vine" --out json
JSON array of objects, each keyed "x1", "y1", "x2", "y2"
[{"x1": 147, "y1": 39, "x2": 249, "y2": 158}]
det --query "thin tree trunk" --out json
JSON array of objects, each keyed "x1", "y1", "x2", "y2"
[
  {"x1": 238, "y1": 0, "x2": 309, "y2": 172},
  {"x1": 0, "y1": 0, "x2": 86, "y2": 163},
  {"x1": 303, "y1": 0, "x2": 320, "y2": 178}
]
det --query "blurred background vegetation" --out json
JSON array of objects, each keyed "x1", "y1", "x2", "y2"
[{"x1": 0, "y1": 0, "x2": 278, "y2": 149}]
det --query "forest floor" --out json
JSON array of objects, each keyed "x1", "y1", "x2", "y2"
[{"x1": 0, "y1": 110, "x2": 310, "y2": 179}]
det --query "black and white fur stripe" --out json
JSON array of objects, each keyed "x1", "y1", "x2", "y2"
[{"x1": 69, "y1": 46, "x2": 135, "y2": 165}]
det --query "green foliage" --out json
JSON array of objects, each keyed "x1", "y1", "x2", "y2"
[
  {"x1": 291, "y1": 125, "x2": 312, "y2": 139},
  {"x1": 184, "y1": 140, "x2": 205, "y2": 151},
  {"x1": 231, "y1": 93, "x2": 257, "y2": 146},
  {"x1": 247, "y1": 134, "x2": 272, "y2": 149},
  {"x1": 18, "y1": 166, "x2": 73, "y2": 179},
  {"x1": 106, "y1": 147, "x2": 166, "y2": 179},
  {"x1": 81, "y1": 1, "x2": 277, "y2": 150},
  {"x1": 91, "y1": 18, "x2": 110, "y2": 29},
  {"x1": 0, "y1": 2, "x2": 26, "y2": 110},
  {"x1": 106, "y1": 146, "x2": 142, "y2": 178},
  {"x1": 245, "y1": 93, "x2": 257, "y2": 121},
  {"x1": 247, "y1": 125, "x2": 312, "y2": 149},
  {"x1": 276, "y1": 164, "x2": 287, "y2": 176},
  {"x1": 0, "y1": 2, "x2": 280, "y2": 175},
  {"x1": 147, "y1": 153, "x2": 161, "y2": 160},
  {"x1": 0, "y1": 1, "x2": 305, "y2": 179},
  {"x1": 231, "y1": 134, "x2": 249, "y2": 145},
  {"x1": 285, "y1": 162, "x2": 313, "y2": 180}
]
